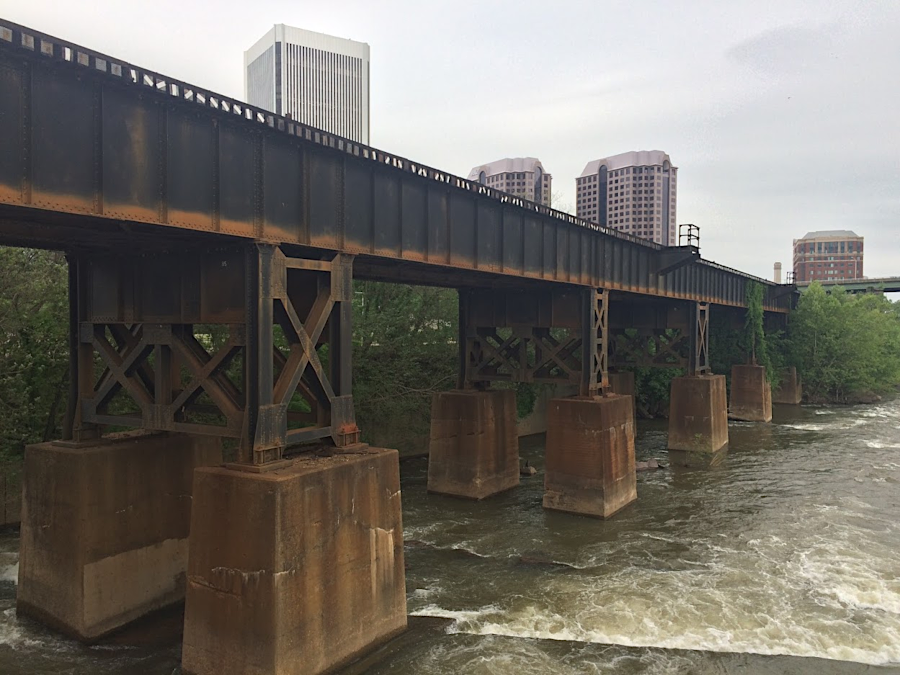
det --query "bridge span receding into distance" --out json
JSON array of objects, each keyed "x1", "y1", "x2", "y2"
[
  {"x1": 796, "y1": 277, "x2": 900, "y2": 294},
  {"x1": 0, "y1": 20, "x2": 798, "y2": 675}
]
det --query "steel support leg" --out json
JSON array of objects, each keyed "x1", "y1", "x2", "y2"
[
  {"x1": 689, "y1": 302, "x2": 710, "y2": 376},
  {"x1": 581, "y1": 288, "x2": 609, "y2": 396}
]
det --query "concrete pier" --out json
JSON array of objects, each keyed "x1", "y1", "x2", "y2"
[
  {"x1": 668, "y1": 375, "x2": 729, "y2": 467},
  {"x1": 543, "y1": 394, "x2": 636, "y2": 518},
  {"x1": 773, "y1": 366, "x2": 803, "y2": 405},
  {"x1": 181, "y1": 446, "x2": 406, "y2": 675},
  {"x1": 730, "y1": 364, "x2": 773, "y2": 422},
  {"x1": 609, "y1": 371, "x2": 636, "y2": 419},
  {"x1": 17, "y1": 432, "x2": 222, "y2": 641},
  {"x1": 427, "y1": 389, "x2": 519, "y2": 499}
]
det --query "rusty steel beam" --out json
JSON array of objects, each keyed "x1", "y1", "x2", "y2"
[{"x1": 0, "y1": 21, "x2": 792, "y2": 313}]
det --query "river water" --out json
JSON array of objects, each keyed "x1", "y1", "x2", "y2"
[{"x1": 1, "y1": 399, "x2": 899, "y2": 673}]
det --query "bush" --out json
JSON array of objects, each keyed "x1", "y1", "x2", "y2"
[{"x1": 788, "y1": 283, "x2": 900, "y2": 402}]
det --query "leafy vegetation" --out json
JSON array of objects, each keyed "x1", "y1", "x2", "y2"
[
  {"x1": 0, "y1": 248, "x2": 69, "y2": 462},
  {"x1": 788, "y1": 283, "x2": 900, "y2": 403},
  {"x1": 352, "y1": 281, "x2": 457, "y2": 452}
]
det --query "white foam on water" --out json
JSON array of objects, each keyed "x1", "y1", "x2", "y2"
[
  {"x1": 783, "y1": 423, "x2": 827, "y2": 431},
  {"x1": 0, "y1": 562, "x2": 17, "y2": 584},
  {"x1": 416, "y1": 599, "x2": 900, "y2": 667},
  {"x1": 865, "y1": 440, "x2": 900, "y2": 450}
]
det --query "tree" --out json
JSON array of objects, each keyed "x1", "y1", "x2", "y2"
[
  {"x1": 352, "y1": 281, "x2": 458, "y2": 452},
  {"x1": 788, "y1": 283, "x2": 900, "y2": 402},
  {"x1": 0, "y1": 248, "x2": 69, "y2": 461}
]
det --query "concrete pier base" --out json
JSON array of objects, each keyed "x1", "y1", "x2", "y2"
[
  {"x1": 609, "y1": 371, "x2": 636, "y2": 419},
  {"x1": 16, "y1": 431, "x2": 222, "y2": 641},
  {"x1": 730, "y1": 364, "x2": 773, "y2": 422},
  {"x1": 181, "y1": 446, "x2": 406, "y2": 675},
  {"x1": 543, "y1": 394, "x2": 636, "y2": 519},
  {"x1": 668, "y1": 375, "x2": 729, "y2": 467},
  {"x1": 427, "y1": 389, "x2": 519, "y2": 499},
  {"x1": 773, "y1": 366, "x2": 803, "y2": 405}
]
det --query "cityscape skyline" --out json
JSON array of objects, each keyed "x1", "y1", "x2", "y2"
[{"x1": 5, "y1": 1, "x2": 898, "y2": 283}]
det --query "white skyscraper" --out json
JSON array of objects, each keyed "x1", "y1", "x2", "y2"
[
  {"x1": 467, "y1": 158, "x2": 552, "y2": 206},
  {"x1": 576, "y1": 150, "x2": 677, "y2": 246},
  {"x1": 244, "y1": 24, "x2": 370, "y2": 145}
]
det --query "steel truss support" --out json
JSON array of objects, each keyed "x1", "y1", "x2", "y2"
[
  {"x1": 458, "y1": 291, "x2": 583, "y2": 389},
  {"x1": 689, "y1": 302, "x2": 711, "y2": 376},
  {"x1": 457, "y1": 286, "x2": 610, "y2": 395},
  {"x1": 64, "y1": 244, "x2": 358, "y2": 466},
  {"x1": 581, "y1": 288, "x2": 609, "y2": 397},
  {"x1": 609, "y1": 329, "x2": 689, "y2": 369}
]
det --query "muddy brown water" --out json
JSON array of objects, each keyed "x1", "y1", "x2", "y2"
[{"x1": 1, "y1": 399, "x2": 899, "y2": 674}]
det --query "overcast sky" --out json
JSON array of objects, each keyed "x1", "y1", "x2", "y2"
[{"x1": 5, "y1": 0, "x2": 898, "y2": 281}]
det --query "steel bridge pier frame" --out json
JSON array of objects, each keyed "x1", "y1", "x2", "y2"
[
  {"x1": 19, "y1": 243, "x2": 409, "y2": 672},
  {"x1": 543, "y1": 288, "x2": 637, "y2": 519},
  {"x1": 667, "y1": 302, "x2": 730, "y2": 467}
]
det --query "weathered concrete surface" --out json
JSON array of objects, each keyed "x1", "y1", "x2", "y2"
[
  {"x1": 773, "y1": 366, "x2": 803, "y2": 405},
  {"x1": 428, "y1": 389, "x2": 519, "y2": 499},
  {"x1": 181, "y1": 446, "x2": 407, "y2": 675},
  {"x1": 0, "y1": 464, "x2": 22, "y2": 527},
  {"x1": 543, "y1": 395, "x2": 636, "y2": 518},
  {"x1": 17, "y1": 432, "x2": 222, "y2": 641},
  {"x1": 608, "y1": 371, "x2": 636, "y2": 419},
  {"x1": 668, "y1": 375, "x2": 729, "y2": 468},
  {"x1": 730, "y1": 364, "x2": 773, "y2": 422},
  {"x1": 516, "y1": 385, "x2": 578, "y2": 437}
]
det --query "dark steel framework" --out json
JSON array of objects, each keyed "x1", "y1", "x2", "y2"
[
  {"x1": 64, "y1": 244, "x2": 357, "y2": 465},
  {"x1": 0, "y1": 21, "x2": 797, "y2": 464}
]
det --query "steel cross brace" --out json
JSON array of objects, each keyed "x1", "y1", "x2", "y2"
[
  {"x1": 689, "y1": 301, "x2": 711, "y2": 376},
  {"x1": 581, "y1": 288, "x2": 610, "y2": 397}
]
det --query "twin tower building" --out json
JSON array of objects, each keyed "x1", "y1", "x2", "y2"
[{"x1": 244, "y1": 25, "x2": 676, "y2": 246}]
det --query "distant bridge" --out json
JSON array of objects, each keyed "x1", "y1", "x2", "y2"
[{"x1": 796, "y1": 277, "x2": 900, "y2": 294}]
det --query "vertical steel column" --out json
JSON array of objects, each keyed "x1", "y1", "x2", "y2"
[
  {"x1": 689, "y1": 301, "x2": 711, "y2": 375},
  {"x1": 67, "y1": 254, "x2": 99, "y2": 442},
  {"x1": 62, "y1": 254, "x2": 79, "y2": 441},
  {"x1": 243, "y1": 243, "x2": 281, "y2": 465},
  {"x1": 581, "y1": 288, "x2": 609, "y2": 397},
  {"x1": 329, "y1": 254, "x2": 360, "y2": 447},
  {"x1": 456, "y1": 289, "x2": 470, "y2": 390}
]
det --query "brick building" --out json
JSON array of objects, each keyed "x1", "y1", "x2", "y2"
[{"x1": 792, "y1": 230, "x2": 864, "y2": 283}]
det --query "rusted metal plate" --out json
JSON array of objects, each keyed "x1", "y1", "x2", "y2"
[
  {"x1": 0, "y1": 59, "x2": 24, "y2": 204},
  {"x1": 31, "y1": 66, "x2": 95, "y2": 214}
]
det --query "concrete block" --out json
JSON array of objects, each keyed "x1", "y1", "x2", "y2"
[
  {"x1": 0, "y1": 464, "x2": 22, "y2": 527},
  {"x1": 609, "y1": 371, "x2": 636, "y2": 419},
  {"x1": 16, "y1": 431, "x2": 223, "y2": 641},
  {"x1": 730, "y1": 364, "x2": 773, "y2": 422},
  {"x1": 543, "y1": 394, "x2": 636, "y2": 519},
  {"x1": 773, "y1": 366, "x2": 803, "y2": 405},
  {"x1": 668, "y1": 374, "x2": 729, "y2": 467},
  {"x1": 181, "y1": 446, "x2": 407, "y2": 675},
  {"x1": 427, "y1": 389, "x2": 519, "y2": 499}
]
